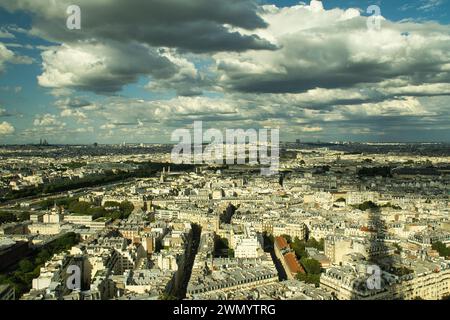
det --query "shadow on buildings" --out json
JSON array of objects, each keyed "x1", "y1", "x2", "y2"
[
  {"x1": 263, "y1": 232, "x2": 287, "y2": 281},
  {"x1": 350, "y1": 206, "x2": 404, "y2": 300},
  {"x1": 175, "y1": 223, "x2": 201, "y2": 299}
]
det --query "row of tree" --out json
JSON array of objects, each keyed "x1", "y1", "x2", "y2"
[
  {"x1": 0, "y1": 211, "x2": 30, "y2": 225},
  {"x1": 358, "y1": 166, "x2": 392, "y2": 178},
  {"x1": 287, "y1": 236, "x2": 324, "y2": 287},
  {"x1": 351, "y1": 201, "x2": 403, "y2": 211},
  {"x1": 432, "y1": 241, "x2": 450, "y2": 258},
  {"x1": 0, "y1": 232, "x2": 80, "y2": 298},
  {"x1": 37, "y1": 197, "x2": 135, "y2": 220},
  {"x1": 68, "y1": 200, "x2": 134, "y2": 220},
  {"x1": 1, "y1": 162, "x2": 196, "y2": 203},
  {"x1": 285, "y1": 236, "x2": 324, "y2": 258}
]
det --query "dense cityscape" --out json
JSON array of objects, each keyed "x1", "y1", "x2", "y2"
[
  {"x1": 1, "y1": 0, "x2": 450, "y2": 312},
  {"x1": 0, "y1": 142, "x2": 449, "y2": 301}
]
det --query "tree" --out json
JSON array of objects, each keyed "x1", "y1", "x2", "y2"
[
  {"x1": 18, "y1": 259, "x2": 34, "y2": 273},
  {"x1": 35, "y1": 249, "x2": 51, "y2": 265},
  {"x1": 89, "y1": 207, "x2": 108, "y2": 220},
  {"x1": 0, "y1": 233, "x2": 81, "y2": 299},
  {"x1": 300, "y1": 257, "x2": 321, "y2": 275},
  {"x1": 306, "y1": 237, "x2": 320, "y2": 249},
  {"x1": 432, "y1": 241, "x2": 450, "y2": 258},
  {"x1": 352, "y1": 201, "x2": 378, "y2": 211},
  {"x1": 358, "y1": 166, "x2": 392, "y2": 178},
  {"x1": 0, "y1": 211, "x2": 16, "y2": 224},
  {"x1": 55, "y1": 197, "x2": 77, "y2": 208},
  {"x1": 18, "y1": 212, "x2": 30, "y2": 222},
  {"x1": 296, "y1": 273, "x2": 321, "y2": 287},
  {"x1": 68, "y1": 200, "x2": 91, "y2": 215},
  {"x1": 104, "y1": 201, "x2": 121, "y2": 208},
  {"x1": 119, "y1": 201, "x2": 134, "y2": 218},
  {"x1": 37, "y1": 199, "x2": 55, "y2": 210},
  {"x1": 290, "y1": 237, "x2": 324, "y2": 259},
  {"x1": 281, "y1": 234, "x2": 292, "y2": 243},
  {"x1": 291, "y1": 237, "x2": 306, "y2": 259},
  {"x1": 318, "y1": 238, "x2": 325, "y2": 251},
  {"x1": 48, "y1": 232, "x2": 80, "y2": 251}
]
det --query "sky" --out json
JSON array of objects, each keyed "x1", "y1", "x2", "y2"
[{"x1": 0, "y1": 0, "x2": 449, "y2": 144}]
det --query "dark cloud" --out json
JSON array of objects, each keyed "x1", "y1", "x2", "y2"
[
  {"x1": 38, "y1": 40, "x2": 180, "y2": 93},
  {"x1": 1, "y1": 0, "x2": 274, "y2": 53},
  {"x1": 216, "y1": 6, "x2": 450, "y2": 95},
  {"x1": 0, "y1": 0, "x2": 275, "y2": 94}
]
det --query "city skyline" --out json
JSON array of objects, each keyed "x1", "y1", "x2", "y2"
[
  {"x1": 0, "y1": 142, "x2": 449, "y2": 302},
  {"x1": 0, "y1": 0, "x2": 450, "y2": 144}
]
